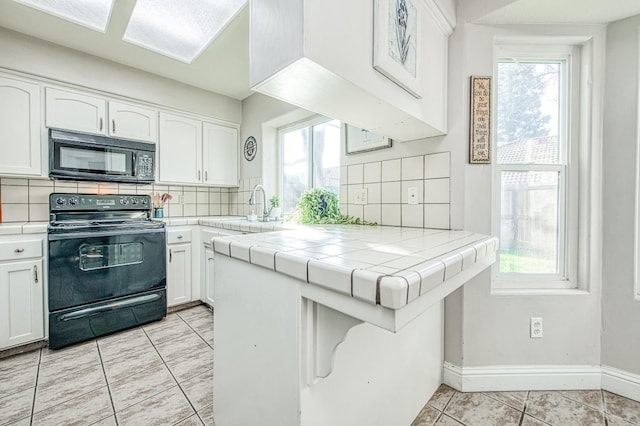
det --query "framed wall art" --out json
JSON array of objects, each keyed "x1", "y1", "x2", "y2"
[
  {"x1": 344, "y1": 124, "x2": 392, "y2": 154},
  {"x1": 373, "y1": 0, "x2": 423, "y2": 98},
  {"x1": 469, "y1": 76, "x2": 491, "y2": 164}
]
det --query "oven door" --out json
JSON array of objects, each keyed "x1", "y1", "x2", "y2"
[{"x1": 48, "y1": 227, "x2": 166, "y2": 312}]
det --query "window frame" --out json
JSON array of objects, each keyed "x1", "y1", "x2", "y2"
[
  {"x1": 492, "y1": 43, "x2": 582, "y2": 291},
  {"x1": 278, "y1": 115, "x2": 341, "y2": 214}
]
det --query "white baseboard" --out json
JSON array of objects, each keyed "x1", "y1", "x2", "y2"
[
  {"x1": 443, "y1": 362, "x2": 602, "y2": 392},
  {"x1": 602, "y1": 365, "x2": 640, "y2": 402}
]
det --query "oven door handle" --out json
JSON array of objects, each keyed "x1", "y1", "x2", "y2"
[
  {"x1": 58, "y1": 293, "x2": 163, "y2": 322},
  {"x1": 48, "y1": 227, "x2": 166, "y2": 241}
]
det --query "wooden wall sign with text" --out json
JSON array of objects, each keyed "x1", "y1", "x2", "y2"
[{"x1": 469, "y1": 76, "x2": 491, "y2": 164}]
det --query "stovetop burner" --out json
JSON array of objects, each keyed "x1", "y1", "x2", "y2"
[{"x1": 48, "y1": 193, "x2": 163, "y2": 234}]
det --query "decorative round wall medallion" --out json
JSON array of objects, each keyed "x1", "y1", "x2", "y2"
[{"x1": 244, "y1": 136, "x2": 257, "y2": 161}]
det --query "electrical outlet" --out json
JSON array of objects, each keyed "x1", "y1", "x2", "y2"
[
  {"x1": 355, "y1": 188, "x2": 368, "y2": 205},
  {"x1": 530, "y1": 317, "x2": 543, "y2": 338},
  {"x1": 408, "y1": 187, "x2": 418, "y2": 205}
]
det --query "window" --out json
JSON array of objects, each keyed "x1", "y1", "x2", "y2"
[
  {"x1": 493, "y1": 43, "x2": 581, "y2": 289},
  {"x1": 279, "y1": 117, "x2": 341, "y2": 214}
]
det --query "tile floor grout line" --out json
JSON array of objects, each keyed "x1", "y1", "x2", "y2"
[
  {"x1": 95, "y1": 337, "x2": 119, "y2": 426},
  {"x1": 27, "y1": 348, "x2": 43, "y2": 426},
  {"x1": 141, "y1": 317, "x2": 201, "y2": 425}
]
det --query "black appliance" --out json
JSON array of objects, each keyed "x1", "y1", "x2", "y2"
[
  {"x1": 47, "y1": 193, "x2": 166, "y2": 349},
  {"x1": 49, "y1": 129, "x2": 155, "y2": 184}
]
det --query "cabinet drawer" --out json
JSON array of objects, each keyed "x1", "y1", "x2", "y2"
[
  {"x1": 167, "y1": 229, "x2": 192, "y2": 244},
  {"x1": 0, "y1": 240, "x2": 42, "y2": 261}
]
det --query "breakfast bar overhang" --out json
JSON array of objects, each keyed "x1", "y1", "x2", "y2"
[{"x1": 212, "y1": 225, "x2": 497, "y2": 425}]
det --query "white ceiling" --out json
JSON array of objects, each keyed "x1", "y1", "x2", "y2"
[
  {"x1": 1, "y1": 0, "x2": 639, "y2": 103},
  {"x1": 0, "y1": 0, "x2": 252, "y2": 100},
  {"x1": 474, "y1": 0, "x2": 640, "y2": 24}
]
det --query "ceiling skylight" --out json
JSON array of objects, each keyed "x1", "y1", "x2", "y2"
[
  {"x1": 13, "y1": 0, "x2": 114, "y2": 33},
  {"x1": 123, "y1": 0, "x2": 247, "y2": 64}
]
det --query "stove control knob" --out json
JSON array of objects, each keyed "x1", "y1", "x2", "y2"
[
  {"x1": 131, "y1": 198, "x2": 139, "y2": 205},
  {"x1": 55, "y1": 197, "x2": 66, "y2": 206},
  {"x1": 68, "y1": 197, "x2": 79, "y2": 206},
  {"x1": 120, "y1": 197, "x2": 129, "y2": 205},
  {"x1": 141, "y1": 198, "x2": 148, "y2": 205}
]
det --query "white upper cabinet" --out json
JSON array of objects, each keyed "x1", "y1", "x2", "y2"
[
  {"x1": 0, "y1": 75, "x2": 43, "y2": 177},
  {"x1": 158, "y1": 112, "x2": 202, "y2": 185},
  {"x1": 45, "y1": 88, "x2": 106, "y2": 135},
  {"x1": 107, "y1": 101, "x2": 158, "y2": 142},
  {"x1": 45, "y1": 88, "x2": 158, "y2": 143},
  {"x1": 203, "y1": 122, "x2": 238, "y2": 186},
  {"x1": 159, "y1": 113, "x2": 238, "y2": 186}
]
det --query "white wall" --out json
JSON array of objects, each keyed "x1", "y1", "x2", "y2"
[
  {"x1": 450, "y1": 3, "x2": 606, "y2": 368},
  {"x1": 239, "y1": 92, "x2": 311, "y2": 196},
  {"x1": 0, "y1": 28, "x2": 241, "y2": 123},
  {"x1": 601, "y1": 15, "x2": 640, "y2": 376}
]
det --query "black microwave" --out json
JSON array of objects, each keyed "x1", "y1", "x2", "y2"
[{"x1": 49, "y1": 129, "x2": 155, "y2": 184}]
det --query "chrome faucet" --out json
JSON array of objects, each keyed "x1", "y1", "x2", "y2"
[{"x1": 248, "y1": 184, "x2": 269, "y2": 222}]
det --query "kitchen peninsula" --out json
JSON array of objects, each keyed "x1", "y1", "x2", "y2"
[{"x1": 212, "y1": 224, "x2": 497, "y2": 425}]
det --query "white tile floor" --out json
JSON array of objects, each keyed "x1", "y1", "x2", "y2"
[{"x1": 2, "y1": 304, "x2": 640, "y2": 426}]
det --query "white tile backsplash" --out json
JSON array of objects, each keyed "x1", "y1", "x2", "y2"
[
  {"x1": 347, "y1": 164, "x2": 364, "y2": 185},
  {"x1": 343, "y1": 151, "x2": 451, "y2": 229},
  {"x1": 363, "y1": 183, "x2": 381, "y2": 204},
  {"x1": 401, "y1": 180, "x2": 423, "y2": 204},
  {"x1": 2, "y1": 185, "x2": 29, "y2": 203},
  {"x1": 363, "y1": 204, "x2": 381, "y2": 224},
  {"x1": 401, "y1": 156, "x2": 424, "y2": 181},
  {"x1": 381, "y1": 159, "x2": 401, "y2": 182},
  {"x1": 424, "y1": 204, "x2": 450, "y2": 229},
  {"x1": 381, "y1": 182, "x2": 401, "y2": 204},
  {"x1": 2, "y1": 204, "x2": 28, "y2": 222},
  {"x1": 424, "y1": 178, "x2": 450, "y2": 204},
  {"x1": 363, "y1": 162, "x2": 382, "y2": 183},
  {"x1": 0, "y1": 177, "x2": 236, "y2": 222},
  {"x1": 381, "y1": 204, "x2": 401, "y2": 226},
  {"x1": 425, "y1": 152, "x2": 450, "y2": 179},
  {"x1": 402, "y1": 204, "x2": 424, "y2": 228}
]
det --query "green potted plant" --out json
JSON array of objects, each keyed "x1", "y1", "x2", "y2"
[
  {"x1": 292, "y1": 188, "x2": 375, "y2": 225},
  {"x1": 269, "y1": 195, "x2": 281, "y2": 220}
]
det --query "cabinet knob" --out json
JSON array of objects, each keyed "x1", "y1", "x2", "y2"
[
  {"x1": 14, "y1": 248, "x2": 24, "y2": 253},
  {"x1": 198, "y1": 170, "x2": 201, "y2": 180},
  {"x1": 99, "y1": 118, "x2": 103, "y2": 131},
  {"x1": 177, "y1": 235, "x2": 183, "y2": 239},
  {"x1": 205, "y1": 171, "x2": 208, "y2": 181},
  {"x1": 112, "y1": 119, "x2": 116, "y2": 133},
  {"x1": 34, "y1": 265, "x2": 38, "y2": 283}
]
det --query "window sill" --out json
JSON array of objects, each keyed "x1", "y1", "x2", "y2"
[{"x1": 491, "y1": 286, "x2": 590, "y2": 296}]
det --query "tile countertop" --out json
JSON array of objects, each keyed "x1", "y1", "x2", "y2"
[
  {"x1": 0, "y1": 221, "x2": 49, "y2": 235},
  {"x1": 212, "y1": 224, "x2": 498, "y2": 312}
]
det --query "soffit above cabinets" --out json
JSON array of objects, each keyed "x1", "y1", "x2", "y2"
[{"x1": 0, "y1": 1, "x2": 252, "y2": 100}]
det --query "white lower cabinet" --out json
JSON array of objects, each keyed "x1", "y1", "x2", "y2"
[
  {"x1": 0, "y1": 238, "x2": 45, "y2": 350},
  {"x1": 203, "y1": 243, "x2": 215, "y2": 307},
  {"x1": 200, "y1": 228, "x2": 245, "y2": 308},
  {"x1": 166, "y1": 228, "x2": 193, "y2": 307}
]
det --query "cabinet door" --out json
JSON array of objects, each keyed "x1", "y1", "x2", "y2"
[
  {"x1": 0, "y1": 76, "x2": 42, "y2": 176},
  {"x1": 158, "y1": 112, "x2": 202, "y2": 184},
  {"x1": 203, "y1": 122, "x2": 238, "y2": 186},
  {"x1": 108, "y1": 101, "x2": 158, "y2": 143},
  {"x1": 204, "y1": 245, "x2": 215, "y2": 307},
  {"x1": 0, "y1": 259, "x2": 44, "y2": 349},
  {"x1": 167, "y1": 243, "x2": 192, "y2": 307},
  {"x1": 45, "y1": 88, "x2": 106, "y2": 135}
]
